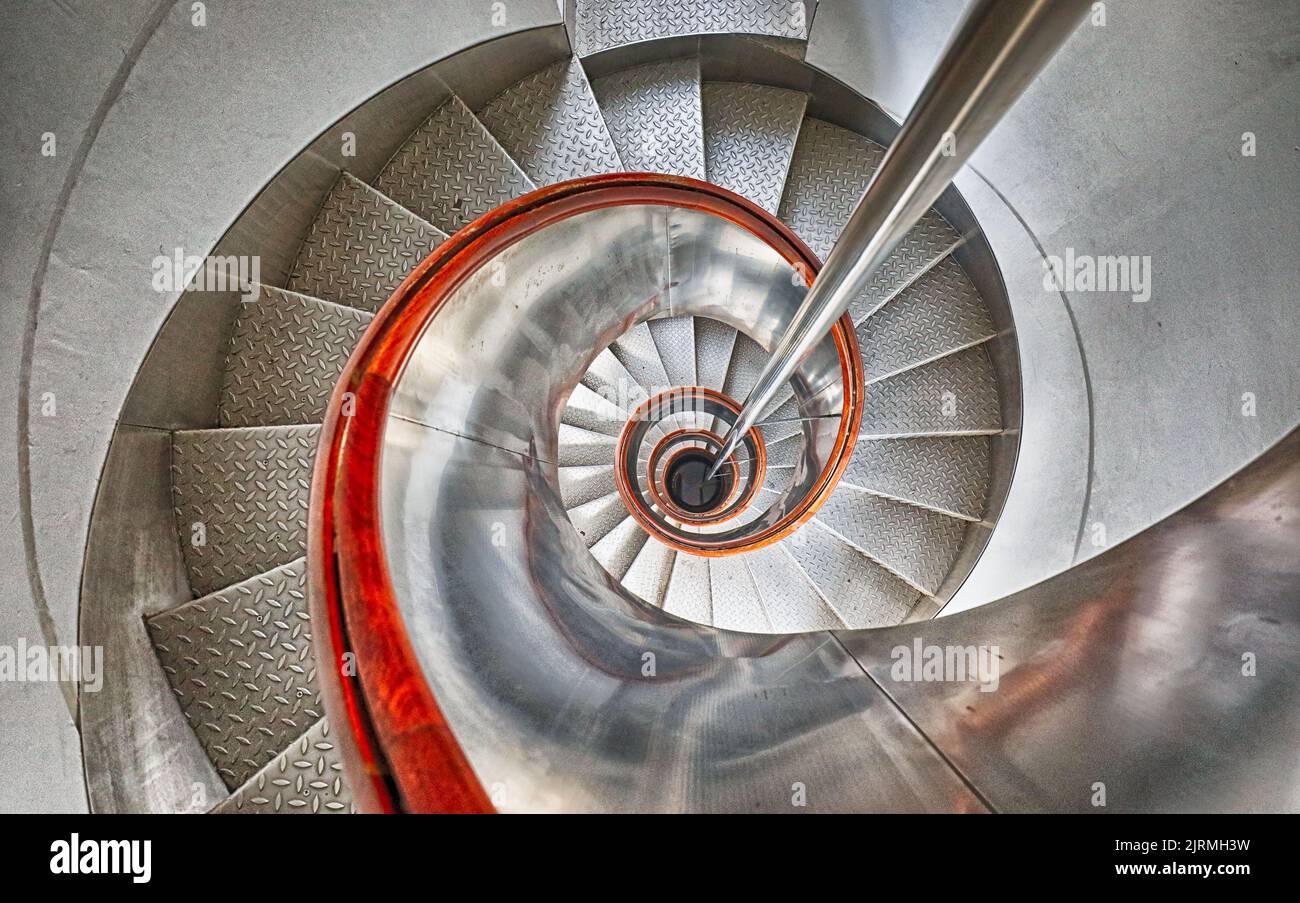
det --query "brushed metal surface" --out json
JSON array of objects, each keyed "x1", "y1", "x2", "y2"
[
  {"x1": 378, "y1": 420, "x2": 984, "y2": 811},
  {"x1": 839, "y1": 428, "x2": 1300, "y2": 813},
  {"x1": 591, "y1": 57, "x2": 705, "y2": 178}
]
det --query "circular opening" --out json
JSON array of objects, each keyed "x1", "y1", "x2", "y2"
[{"x1": 665, "y1": 449, "x2": 733, "y2": 514}]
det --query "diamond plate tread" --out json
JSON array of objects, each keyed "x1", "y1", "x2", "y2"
[
  {"x1": 777, "y1": 118, "x2": 960, "y2": 322},
  {"x1": 582, "y1": 347, "x2": 651, "y2": 415},
  {"x1": 765, "y1": 433, "x2": 803, "y2": 468},
  {"x1": 662, "y1": 551, "x2": 712, "y2": 623},
  {"x1": 621, "y1": 538, "x2": 676, "y2": 607},
  {"x1": 858, "y1": 345, "x2": 1002, "y2": 438},
  {"x1": 477, "y1": 57, "x2": 622, "y2": 186},
  {"x1": 285, "y1": 173, "x2": 445, "y2": 313},
  {"x1": 845, "y1": 220, "x2": 961, "y2": 326},
  {"x1": 778, "y1": 119, "x2": 885, "y2": 260},
  {"x1": 559, "y1": 464, "x2": 618, "y2": 510},
  {"x1": 646, "y1": 315, "x2": 698, "y2": 387},
  {"x1": 558, "y1": 422, "x2": 620, "y2": 467},
  {"x1": 591, "y1": 516, "x2": 650, "y2": 582},
  {"x1": 784, "y1": 523, "x2": 920, "y2": 627},
  {"x1": 591, "y1": 58, "x2": 704, "y2": 178},
  {"x1": 813, "y1": 485, "x2": 970, "y2": 594},
  {"x1": 218, "y1": 287, "x2": 372, "y2": 429},
  {"x1": 172, "y1": 425, "x2": 318, "y2": 598},
  {"x1": 575, "y1": 0, "x2": 807, "y2": 56},
  {"x1": 722, "y1": 331, "x2": 769, "y2": 402},
  {"x1": 845, "y1": 437, "x2": 990, "y2": 521},
  {"x1": 693, "y1": 317, "x2": 737, "y2": 394},
  {"x1": 213, "y1": 718, "x2": 354, "y2": 814},
  {"x1": 745, "y1": 543, "x2": 843, "y2": 632},
  {"x1": 568, "y1": 490, "x2": 629, "y2": 548},
  {"x1": 373, "y1": 94, "x2": 535, "y2": 235},
  {"x1": 610, "y1": 321, "x2": 673, "y2": 394},
  {"x1": 754, "y1": 394, "x2": 806, "y2": 446},
  {"x1": 702, "y1": 82, "x2": 807, "y2": 214},
  {"x1": 709, "y1": 556, "x2": 771, "y2": 632},
  {"x1": 147, "y1": 558, "x2": 320, "y2": 790},
  {"x1": 563, "y1": 382, "x2": 630, "y2": 439},
  {"x1": 857, "y1": 256, "x2": 995, "y2": 383}
]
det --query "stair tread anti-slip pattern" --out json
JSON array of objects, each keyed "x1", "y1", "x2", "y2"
[
  {"x1": 212, "y1": 718, "x2": 354, "y2": 814},
  {"x1": 784, "y1": 523, "x2": 920, "y2": 627},
  {"x1": 857, "y1": 255, "x2": 995, "y2": 383},
  {"x1": 574, "y1": 0, "x2": 809, "y2": 57},
  {"x1": 621, "y1": 538, "x2": 676, "y2": 607},
  {"x1": 590, "y1": 516, "x2": 651, "y2": 582},
  {"x1": 777, "y1": 119, "x2": 961, "y2": 324},
  {"x1": 746, "y1": 543, "x2": 843, "y2": 632},
  {"x1": 558, "y1": 463, "x2": 619, "y2": 509},
  {"x1": 591, "y1": 58, "x2": 705, "y2": 179},
  {"x1": 284, "y1": 172, "x2": 445, "y2": 313},
  {"x1": 477, "y1": 57, "x2": 623, "y2": 186},
  {"x1": 662, "y1": 552, "x2": 712, "y2": 624},
  {"x1": 567, "y1": 490, "x2": 630, "y2": 548},
  {"x1": 147, "y1": 558, "x2": 320, "y2": 790},
  {"x1": 857, "y1": 345, "x2": 1002, "y2": 438},
  {"x1": 218, "y1": 286, "x2": 372, "y2": 429},
  {"x1": 814, "y1": 488, "x2": 969, "y2": 595},
  {"x1": 702, "y1": 82, "x2": 807, "y2": 215},
  {"x1": 172, "y1": 424, "x2": 318, "y2": 598},
  {"x1": 557, "y1": 423, "x2": 621, "y2": 467},
  {"x1": 373, "y1": 94, "x2": 535, "y2": 235},
  {"x1": 845, "y1": 437, "x2": 990, "y2": 521},
  {"x1": 562, "y1": 382, "x2": 633, "y2": 440},
  {"x1": 709, "y1": 555, "x2": 771, "y2": 632},
  {"x1": 609, "y1": 320, "x2": 674, "y2": 394}
]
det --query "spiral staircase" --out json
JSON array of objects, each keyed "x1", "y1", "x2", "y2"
[{"x1": 10, "y1": 0, "x2": 1297, "y2": 815}]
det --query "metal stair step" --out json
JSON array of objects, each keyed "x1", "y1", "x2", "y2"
[
  {"x1": 212, "y1": 717, "x2": 354, "y2": 814},
  {"x1": 477, "y1": 56, "x2": 622, "y2": 186},
  {"x1": 146, "y1": 557, "x2": 320, "y2": 790},
  {"x1": 857, "y1": 255, "x2": 995, "y2": 383},
  {"x1": 777, "y1": 118, "x2": 961, "y2": 325},
  {"x1": 591, "y1": 57, "x2": 704, "y2": 179},
  {"x1": 567, "y1": 491, "x2": 629, "y2": 548},
  {"x1": 557, "y1": 423, "x2": 620, "y2": 467},
  {"x1": 702, "y1": 81, "x2": 807, "y2": 214},
  {"x1": 574, "y1": 0, "x2": 808, "y2": 57},
  {"x1": 621, "y1": 538, "x2": 676, "y2": 606},
  {"x1": 845, "y1": 436, "x2": 990, "y2": 521},
  {"x1": 813, "y1": 487, "x2": 969, "y2": 595},
  {"x1": 171, "y1": 424, "x2": 318, "y2": 598},
  {"x1": 559, "y1": 463, "x2": 619, "y2": 510},
  {"x1": 662, "y1": 552, "x2": 712, "y2": 623},
  {"x1": 784, "y1": 523, "x2": 921, "y2": 627},
  {"x1": 745, "y1": 543, "x2": 843, "y2": 631},
  {"x1": 373, "y1": 94, "x2": 534, "y2": 235},
  {"x1": 590, "y1": 516, "x2": 650, "y2": 582},
  {"x1": 857, "y1": 345, "x2": 1002, "y2": 438},
  {"x1": 709, "y1": 555, "x2": 770, "y2": 632},
  {"x1": 218, "y1": 286, "x2": 372, "y2": 428},
  {"x1": 285, "y1": 172, "x2": 445, "y2": 313}
]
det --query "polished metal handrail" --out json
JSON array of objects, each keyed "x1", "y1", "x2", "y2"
[{"x1": 706, "y1": 0, "x2": 1092, "y2": 480}]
